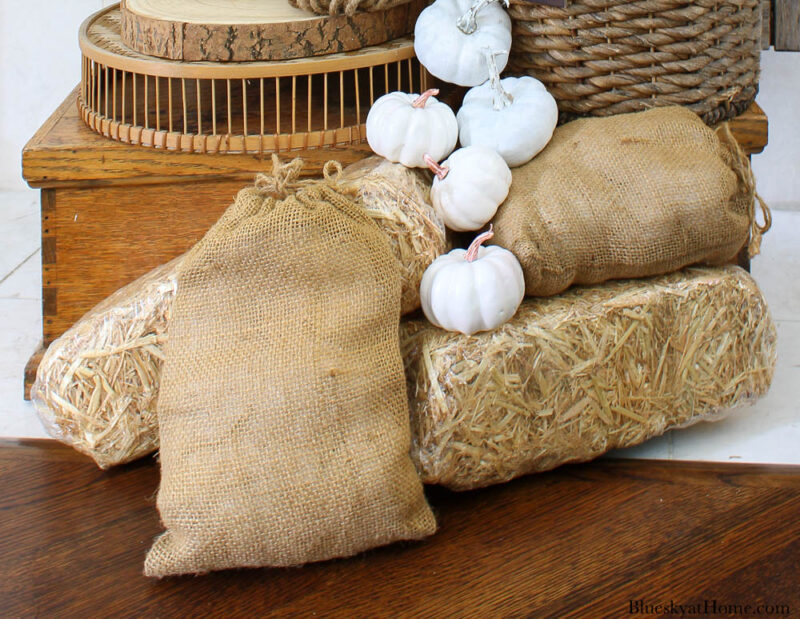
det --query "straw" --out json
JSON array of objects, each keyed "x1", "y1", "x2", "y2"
[
  {"x1": 400, "y1": 266, "x2": 777, "y2": 491},
  {"x1": 31, "y1": 256, "x2": 183, "y2": 468}
]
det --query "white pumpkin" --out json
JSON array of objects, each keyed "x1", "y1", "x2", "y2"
[
  {"x1": 457, "y1": 49, "x2": 559, "y2": 167},
  {"x1": 366, "y1": 89, "x2": 458, "y2": 168},
  {"x1": 424, "y1": 146, "x2": 511, "y2": 232},
  {"x1": 414, "y1": 0, "x2": 511, "y2": 87},
  {"x1": 420, "y1": 226, "x2": 525, "y2": 335}
]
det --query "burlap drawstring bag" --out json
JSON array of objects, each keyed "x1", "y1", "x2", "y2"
[
  {"x1": 145, "y1": 163, "x2": 436, "y2": 577},
  {"x1": 30, "y1": 156, "x2": 445, "y2": 471},
  {"x1": 289, "y1": 0, "x2": 411, "y2": 15},
  {"x1": 258, "y1": 155, "x2": 448, "y2": 315},
  {"x1": 492, "y1": 106, "x2": 772, "y2": 297}
]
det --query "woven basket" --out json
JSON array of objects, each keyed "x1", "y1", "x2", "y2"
[{"x1": 507, "y1": 0, "x2": 761, "y2": 125}]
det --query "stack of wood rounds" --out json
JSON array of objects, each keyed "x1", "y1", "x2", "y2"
[{"x1": 79, "y1": 1, "x2": 429, "y2": 154}]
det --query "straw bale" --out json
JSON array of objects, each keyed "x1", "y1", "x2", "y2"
[
  {"x1": 31, "y1": 256, "x2": 183, "y2": 468},
  {"x1": 400, "y1": 266, "x2": 777, "y2": 491}
]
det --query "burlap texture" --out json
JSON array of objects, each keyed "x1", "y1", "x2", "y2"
[
  {"x1": 492, "y1": 106, "x2": 770, "y2": 297},
  {"x1": 145, "y1": 171, "x2": 436, "y2": 577}
]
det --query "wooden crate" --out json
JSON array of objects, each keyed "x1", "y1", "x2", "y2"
[
  {"x1": 762, "y1": 0, "x2": 800, "y2": 50},
  {"x1": 21, "y1": 89, "x2": 768, "y2": 397},
  {"x1": 21, "y1": 88, "x2": 372, "y2": 394}
]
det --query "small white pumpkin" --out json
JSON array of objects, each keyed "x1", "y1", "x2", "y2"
[
  {"x1": 424, "y1": 146, "x2": 511, "y2": 232},
  {"x1": 414, "y1": 0, "x2": 511, "y2": 87},
  {"x1": 366, "y1": 89, "x2": 458, "y2": 168},
  {"x1": 420, "y1": 226, "x2": 525, "y2": 335},
  {"x1": 457, "y1": 49, "x2": 559, "y2": 167}
]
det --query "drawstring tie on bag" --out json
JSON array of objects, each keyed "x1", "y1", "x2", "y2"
[
  {"x1": 254, "y1": 156, "x2": 361, "y2": 214},
  {"x1": 253, "y1": 156, "x2": 366, "y2": 223},
  {"x1": 254, "y1": 155, "x2": 349, "y2": 198},
  {"x1": 254, "y1": 154, "x2": 305, "y2": 198},
  {"x1": 716, "y1": 123, "x2": 772, "y2": 258}
]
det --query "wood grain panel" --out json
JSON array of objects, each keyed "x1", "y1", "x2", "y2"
[
  {"x1": 762, "y1": 0, "x2": 773, "y2": 49},
  {"x1": 0, "y1": 442, "x2": 798, "y2": 616},
  {"x1": 775, "y1": 0, "x2": 800, "y2": 51},
  {"x1": 42, "y1": 181, "x2": 244, "y2": 344},
  {"x1": 22, "y1": 88, "x2": 372, "y2": 189},
  {"x1": 723, "y1": 102, "x2": 768, "y2": 155}
]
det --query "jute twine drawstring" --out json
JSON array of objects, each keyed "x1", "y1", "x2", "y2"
[
  {"x1": 254, "y1": 156, "x2": 365, "y2": 221},
  {"x1": 254, "y1": 155, "x2": 351, "y2": 200},
  {"x1": 717, "y1": 123, "x2": 772, "y2": 258},
  {"x1": 254, "y1": 154, "x2": 305, "y2": 198}
]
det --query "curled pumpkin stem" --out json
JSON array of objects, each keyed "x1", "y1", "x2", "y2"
[
  {"x1": 412, "y1": 89, "x2": 440, "y2": 108},
  {"x1": 465, "y1": 225, "x2": 494, "y2": 263},
  {"x1": 482, "y1": 47, "x2": 514, "y2": 111},
  {"x1": 457, "y1": 0, "x2": 509, "y2": 35},
  {"x1": 424, "y1": 154, "x2": 450, "y2": 180}
]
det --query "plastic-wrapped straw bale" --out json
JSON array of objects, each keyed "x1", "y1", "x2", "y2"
[
  {"x1": 32, "y1": 256, "x2": 183, "y2": 468},
  {"x1": 401, "y1": 266, "x2": 777, "y2": 491}
]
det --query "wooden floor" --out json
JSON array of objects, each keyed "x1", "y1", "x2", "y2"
[{"x1": 1, "y1": 440, "x2": 798, "y2": 617}]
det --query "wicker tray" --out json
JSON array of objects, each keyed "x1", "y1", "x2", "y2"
[
  {"x1": 79, "y1": 5, "x2": 428, "y2": 154},
  {"x1": 507, "y1": 0, "x2": 761, "y2": 125}
]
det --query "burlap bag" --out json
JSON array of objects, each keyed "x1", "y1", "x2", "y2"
[
  {"x1": 492, "y1": 106, "x2": 771, "y2": 297},
  {"x1": 31, "y1": 156, "x2": 444, "y2": 471},
  {"x1": 145, "y1": 166, "x2": 436, "y2": 577}
]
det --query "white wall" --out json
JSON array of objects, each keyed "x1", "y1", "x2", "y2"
[
  {"x1": 0, "y1": 0, "x2": 114, "y2": 191},
  {"x1": 752, "y1": 50, "x2": 800, "y2": 210},
  {"x1": 0, "y1": 3, "x2": 798, "y2": 204}
]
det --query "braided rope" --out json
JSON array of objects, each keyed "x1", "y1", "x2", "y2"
[
  {"x1": 507, "y1": 0, "x2": 761, "y2": 124},
  {"x1": 289, "y1": 0, "x2": 412, "y2": 16}
]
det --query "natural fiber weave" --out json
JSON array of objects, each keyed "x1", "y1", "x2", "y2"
[
  {"x1": 260, "y1": 155, "x2": 447, "y2": 315},
  {"x1": 401, "y1": 266, "x2": 776, "y2": 491},
  {"x1": 507, "y1": 0, "x2": 761, "y2": 124},
  {"x1": 289, "y1": 0, "x2": 413, "y2": 16},
  {"x1": 492, "y1": 106, "x2": 771, "y2": 297},
  {"x1": 146, "y1": 168, "x2": 435, "y2": 577}
]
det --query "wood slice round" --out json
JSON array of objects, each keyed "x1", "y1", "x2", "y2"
[{"x1": 120, "y1": 0, "x2": 424, "y2": 62}]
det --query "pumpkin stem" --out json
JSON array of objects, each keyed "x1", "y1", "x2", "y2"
[
  {"x1": 482, "y1": 48, "x2": 514, "y2": 111},
  {"x1": 457, "y1": 0, "x2": 507, "y2": 35},
  {"x1": 412, "y1": 89, "x2": 440, "y2": 108},
  {"x1": 465, "y1": 225, "x2": 494, "y2": 263},
  {"x1": 424, "y1": 154, "x2": 450, "y2": 180}
]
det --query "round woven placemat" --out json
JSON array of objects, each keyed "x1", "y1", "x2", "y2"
[{"x1": 507, "y1": 0, "x2": 761, "y2": 125}]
